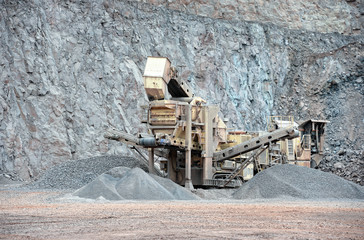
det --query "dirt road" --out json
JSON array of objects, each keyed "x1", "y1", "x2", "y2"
[{"x1": 1, "y1": 190, "x2": 364, "y2": 239}]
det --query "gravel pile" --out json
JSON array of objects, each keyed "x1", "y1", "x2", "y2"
[
  {"x1": 194, "y1": 188, "x2": 236, "y2": 200},
  {"x1": 319, "y1": 149, "x2": 364, "y2": 186},
  {"x1": 73, "y1": 167, "x2": 200, "y2": 200},
  {"x1": 28, "y1": 156, "x2": 148, "y2": 190},
  {"x1": 233, "y1": 164, "x2": 364, "y2": 200}
]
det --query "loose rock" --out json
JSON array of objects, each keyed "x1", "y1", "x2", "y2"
[
  {"x1": 73, "y1": 167, "x2": 200, "y2": 200},
  {"x1": 233, "y1": 164, "x2": 364, "y2": 200},
  {"x1": 28, "y1": 156, "x2": 148, "y2": 190}
]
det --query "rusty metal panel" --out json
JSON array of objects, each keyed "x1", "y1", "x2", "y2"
[
  {"x1": 149, "y1": 107, "x2": 176, "y2": 125},
  {"x1": 149, "y1": 101, "x2": 178, "y2": 126},
  {"x1": 297, "y1": 145, "x2": 311, "y2": 161},
  {"x1": 144, "y1": 77, "x2": 167, "y2": 100},
  {"x1": 295, "y1": 160, "x2": 311, "y2": 168}
]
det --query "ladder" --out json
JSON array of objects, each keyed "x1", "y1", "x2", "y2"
[
  {"x1": 287, "y1": 139, "x2": 294, "y2": 161},
  {"x1": 254, "y1": 154, "x2": 263, "y2": 173}
]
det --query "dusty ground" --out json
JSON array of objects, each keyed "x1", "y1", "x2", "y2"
[{"x1": 1, "y1": 189, "x2": 363, "y2": 240}]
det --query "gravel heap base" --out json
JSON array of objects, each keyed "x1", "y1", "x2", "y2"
[
  {"x1": 73, "y1": 167, "x2": 200, "y2": 200},
  {"x1": 233, "y1": 164, "x2": 364, "y2": 200},
  {"x1": 28, "y1": 156, "x2": 148, "y2": 190}
]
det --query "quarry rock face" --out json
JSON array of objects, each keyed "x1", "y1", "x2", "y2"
[
  {"x1": 0, "y1": 0, "x2": 363, "y2": 181},
  {"x1": 137, "y1": 0, "x2": 363, "y2": 35}
]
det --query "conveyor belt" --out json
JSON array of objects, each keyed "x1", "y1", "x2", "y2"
[{"x1": 213, "y1": 127, "x2": 299, "y2": 162}]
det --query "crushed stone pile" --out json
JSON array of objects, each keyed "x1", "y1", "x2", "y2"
[
  {"x1": 28, "y1": 156, "x2": 147, "y2": 190},
  {"x1": 233, "y1": 164, "x2": 364, "y2": 200},
  {"x1": 319, "y1": 149, "x2": 364, "y2": 186},
  {"x1": 73, "y1": 167, "x2": 200, "y2": 200}
]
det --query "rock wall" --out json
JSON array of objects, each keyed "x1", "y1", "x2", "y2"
[
  {"x1": 137, "y1": 0, "x2": 363, "y2": 35},
  {"x1": 0, "y1": 0, "x2": 363, "y2": 181}
]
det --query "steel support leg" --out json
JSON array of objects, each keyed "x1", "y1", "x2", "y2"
[
  {"x1": 203, "y1": 106, "x2": 217, "y2": 181},
  {"x1": 168, "y1": 149, "x2": 177, "y2": 182},
  {"x1": 148, "y1": 148, "x2": 155, "y2": 175},
  {"x1": 185, "y1": 149, "x2": 193, "y2": 189},
  {"x1": 185, "y1": 104, "x2": 194, "y2": 189}
]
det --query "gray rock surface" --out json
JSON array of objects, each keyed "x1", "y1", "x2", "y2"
[
  {"x1": 0, "y1": 0, "x2": 363, "y2": 182},
  {"x1": 73, "y1": 167, "x2": 200, "y2": 200},
  {"x1": 233, "y1": 164, "x2": 364, "y2": 199},
  {"x1": 28, "y1": 156, "x2": 148, "y2": 189},
  {"x1": 136, "y1": 0, "x2": 363, "y2": 35},
  {"x1": 319, "y1": 149, "x2": 364, "y2": 185}
]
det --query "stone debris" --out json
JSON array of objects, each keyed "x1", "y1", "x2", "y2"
[
  {"x1": 0, "y1": 1, "x2": 363, "y2": 184},
  {"x1": 19, "y1": 155, "x2": 364, "y2": 201},
  {"x1": 73, "y1": 167, "x2": 200, "y2": 201},
  {"x1": 319, "y1": 149, "x2": 364, "y2": 186},
  {"x1": 141, "y1": 0, "x2": 361, "y2": 35},
  {"x1": 334, "y1": 162, "x2": 344, "y2": 169},
  {"x1": 28, "y1": 156, "x2": 148, "y2": 190},
  {"x1": 194, "y1": 188, "x2": 236, "y2": 200},
  {"x1": 233, "y1": 164, "x2": 364, "y2": 200}
]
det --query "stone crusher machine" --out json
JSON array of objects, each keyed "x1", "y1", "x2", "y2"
[
  {"x1": 266, "y1": 116, "x2": 329, "y2": 168},
  {"x1": 105, "y1": 57, "x2": 321, "y2": 189}
]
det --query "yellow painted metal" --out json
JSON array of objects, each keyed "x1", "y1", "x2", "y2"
[
  {"x1": 267, "y1": 115, "x2": 295, "y2": 131},
  {"x1": 107, "y1": 56, "x2": 330, "y2": 188},
  {"x1": 295, "y1": 160, "x2": 311, "y2": 168},
  {"x1": 242, "y1": 163, "x2": 254, "y2": 180},
  {"x1": 143, "y1": 57, "x2": 171, "y2": 100},
  {"x1": 143, "y1": 77, "x2": 168, "y2": 100},
  {"x1": 149, "y1": 106, "x2": 176, "y2": 125},
  {"x1": 143, "y1": 57, "x2": 171, "y2": 81},
  {"x1": 219, "y1": 132, "x2": 252, "y2": 153}
]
